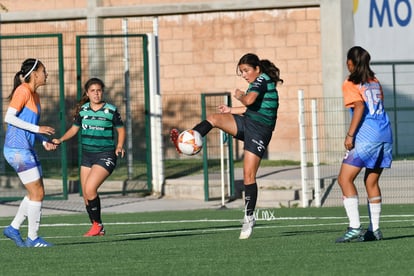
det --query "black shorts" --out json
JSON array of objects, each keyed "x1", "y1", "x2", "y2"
[
  {"x1": 81, "y1": 151, "x2": 117, "y2": 174},
  {"x1": 233, "y1": 115, "x2": 274, "y2": 158}
]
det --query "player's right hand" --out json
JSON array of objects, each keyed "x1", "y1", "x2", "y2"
[{"x1": 51, "y1": 138, "x2": 62, "y2": 145}]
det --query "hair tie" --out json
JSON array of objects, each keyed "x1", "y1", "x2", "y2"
[{"x1": 23, "y1": 59, "x2": 38, "y2": 79}]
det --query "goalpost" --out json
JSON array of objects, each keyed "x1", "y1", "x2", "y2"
[{"x1": 201, "y1": 93, "x2": 235, "y2": 202}]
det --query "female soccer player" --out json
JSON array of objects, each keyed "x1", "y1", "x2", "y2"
[
  {"x1": 3, "y1": 58, "x2": 57, "y2": 247},
  {"x1": 171, "y1": 53, "x2": 283, "y2": 239},
  {"x1": 335, "y1": 46, "x2": 393, "y2": 243},
  {"x1": 52, "y1": 77, "x2": 125, "y2": 236}
]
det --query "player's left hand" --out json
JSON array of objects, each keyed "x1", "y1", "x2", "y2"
[
  {"x1": 116, "y1": 147, "x2": 125, "y2": 158},
  {"x1": 344, "y1": 136, "x2": 354, "y2": 150},
  {"x1": 218, "y1": 104, "x2": 230, "y2": 113}
]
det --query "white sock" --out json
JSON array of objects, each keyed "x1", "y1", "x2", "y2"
[
  {"x1": 27, "y1": 200, "x2": 42, "y2": 240},
  {"x1": 11, "y1": 196, "x2": 29, "y2": 230},
  {"x1": 368, "y1": 202, "x2": 381, "y2": 231},
  {"x1": 343, "y1": 196, "x2": 360, "y2": 229}
]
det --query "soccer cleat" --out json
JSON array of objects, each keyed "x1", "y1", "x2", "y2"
[
  {"x1": 25, "y1": 237, "x2": 53, "y2": 247},
  {"x1": 359, "y1": 229, "x2": 383, "y2": 242},
  {"x1": 335, "y1": 226, "x2": 363, "y2": 243},
  {"x1": 83, "y1": 222, "x2": 105, "y2": 237},
  {"x1": 239, "y1": 215, "x2": 256, "y2": 240},
  {"x1": 3, "y1": 225, "x2": 26, "y2": 247},
  {"x1": 170, "y1": 128, "x2": 182, "y2": 154}
]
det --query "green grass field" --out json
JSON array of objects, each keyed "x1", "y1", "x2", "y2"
[{"x1": 1, "y1": 204, "x2": 414, "y2": 275}]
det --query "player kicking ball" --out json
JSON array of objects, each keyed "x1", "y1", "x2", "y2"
[{"x1": 171, "y1": 53, "x2": 283, "y2": 239}]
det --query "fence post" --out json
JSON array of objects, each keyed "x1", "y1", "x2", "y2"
[
  {"x1": 148, "y1": 33, "x2": 164, "y2": 195},
  {"x1": 298, "y1": 89, "x2": 309, "y2": 207},
  {"x1": 311, "y1": 99, "x2": 321, "y2": 207}
]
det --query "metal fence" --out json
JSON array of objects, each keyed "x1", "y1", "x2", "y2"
[
  {"x1": 0, "y1": 33, "x2": 153, "y2": 200},
  {"x1": 372, "y1": 61, "x2": 414, "y2": 156},
  {"x1": 0, "y1": 34, "x2": 67, "y2": 200},
  {"x1": 1, "y1": 28, "x2": 413, "y2": 206},
  {"x1": 163, "y1": 86, "x2": 414, "y2": 207},
  {"x1": 76, "y1": 33, "x2": 152, "y2": 194},
  {"x1": 298, "y1": 60, "x2": 414, "y2": 206}
]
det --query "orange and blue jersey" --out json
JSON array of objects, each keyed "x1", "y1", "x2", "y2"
[
  {"x1": 4, "y1": 83, "x2": 41, "y2": 149},
  {"x1": 342, "y1": 78, "x2": 393, "y2": 144}
]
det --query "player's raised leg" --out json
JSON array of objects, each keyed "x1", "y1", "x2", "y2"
[{"x1": 170, "y1": 128, "x2": 181, "y2": 154}]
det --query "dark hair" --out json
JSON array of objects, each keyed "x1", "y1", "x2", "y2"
[
  {"x1": 236, "y1": 53, "x2": 283, "y2": 85},
  {"x1": 8, "y1": 58, "x2": 42, "y2": 100},
  {"x1": 347, "y1": 46, "x2": 375, "y2": 84},
  {"x1": 73, "y1": 77, "x2": 106, "y2": 117}
]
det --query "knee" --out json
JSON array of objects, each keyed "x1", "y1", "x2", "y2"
[
  {"x1": 205, "y1": 115, "x2": 215, "y2": 126},
  {"x1": 243, "y1": 172, "x2": 256, "y2": 184},
  {"x1": 84, "y1": 187, "x2": 98, "y2": 201},
  {"x1": 337, "y1": 174, "x2": 350, "y2": 187},
  {"x1": 29, "y1": 188, "x2": 45, "y2": 201}
]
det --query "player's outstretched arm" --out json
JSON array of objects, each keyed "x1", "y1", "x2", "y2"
[{"x1": 52, "y1": 125, "x2": 80, "y2": 145}]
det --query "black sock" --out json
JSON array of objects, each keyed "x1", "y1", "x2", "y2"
[
  {"x1": 87, "y1": 196, "x2": 102, "y2": 224},
  {"x1": 192, "y1": 120, "x2": 213, "y2": 137},
  {"x1": 85, "y1": 205, "x2": 93, "y2": 223},
  {"x1": 244, "y1": 183, "x2": 258, "y2": 216}
]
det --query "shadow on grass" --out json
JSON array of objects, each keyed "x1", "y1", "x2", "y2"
[
  {"x1": 164, "y1": 161, "x2": 204, "y2": 179},
  {"x1": 279, "y1": 227, "x2": 414, "y2": 241},
  {"x1": 164, "y1": 159, "x2": 225, "y2": 179},
  {"x1": 62, "y1": 224, "x2": 240, "y2": 245},
  {"x1": 380, "y1": 234, "x2": 414, "y2": 241},
  {"x1": 118, "y1": 223, "x2": 240, "y2": 237},
  {"x1": 279, "y1": 229, "x2": 340, "y2": 236}
]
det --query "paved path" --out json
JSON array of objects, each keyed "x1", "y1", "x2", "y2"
[{"x1": 0, "y1": 193, "x2": 245, "y2": 218}]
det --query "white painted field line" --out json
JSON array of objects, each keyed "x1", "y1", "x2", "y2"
[
  {"x1": 1, "y1": 217, "x2": 414, "y2": 242},
  {"x1": 38, "y1": 218, "x2": 414, "y2": 240},
  {"x1": 2, "y1": 213, "x2": 414, "y2": 229}
]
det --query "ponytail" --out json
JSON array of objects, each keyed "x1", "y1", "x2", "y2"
[
  {"x1": 260, "y1": 59, "x2": 284, "y2": 85},
  {"x1": 8, "y1": 58, "x2": 41, "y2": 101}
]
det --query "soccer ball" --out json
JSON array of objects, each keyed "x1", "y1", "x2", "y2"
[{"x1": 178, "y1": 129, "x2": 203, "y2": 156}]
